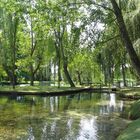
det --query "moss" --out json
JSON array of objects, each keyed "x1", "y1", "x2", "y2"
[
  {"x1": 117, "y1": 119, "x2": 140, "y2": 140},
  {"x1": 128, "y1": 100, "x2": 140, "y2": 120}
]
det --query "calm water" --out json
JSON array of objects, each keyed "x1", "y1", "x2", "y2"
[{"x1": 0, "y1": 92, "x2": 128, "y2": 140}]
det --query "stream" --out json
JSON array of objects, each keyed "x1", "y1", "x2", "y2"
[{"x1": 0, "y1": 92, "x2": 129, "y2": 140}]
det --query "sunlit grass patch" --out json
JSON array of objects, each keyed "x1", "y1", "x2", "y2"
[{"x1": 0, "y1": 85, "x2": 77, "y2": 92}]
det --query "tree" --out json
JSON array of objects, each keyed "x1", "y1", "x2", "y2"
[
  {"x1": 19, "y1": 0, "x2": 48, "y2": 86},
  {"x1": 0, "y1": 1, "x2": 20, "y2": 88},
  {"x1": 46, "y1": 0, "x2": 82, "y2": 87},
  {"x1": 110, "y1": 0, "x2": 140, "y2": 78}
]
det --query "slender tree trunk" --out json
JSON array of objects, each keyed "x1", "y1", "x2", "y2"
[
  {"x1": 111, "y1": 66, "x2": 114, "y2": 85},
  {"x1": 30, "y1": 62, "x2": 41, "y2": 86},
  {"x1": 53, "y1": 63, "x2": 56, "y2": 86},
  {"x1": 54, "y1": 49, "x2": 61, "y2": 88},
  {"x1": 54, "y1": 31, "x2": 61, "y2": 88},
  {"x1": 111, "y1": 0, "x2": 140, "y2": 77},
  {"x1": 77, "y1": 71, "x2": 82, "y2": 85},
  {"x1": 54, "y1": 45, "x2": 61, "y2": 88},
  {"x1": 30, "y1": 17, "x2": 36, "y2": 86},
  {"x1": 12, "y1": 40, "x2": 17, "y2": 89},
  {"x1": 60, "y1": 32, "x2": 75, "y2": 87},
  {"x1": 103, "y1": 67, "x2": 108, "y2": 86},
  {"x1": 122, "y1": 64, "x2": 127, "y2": 87},
  {"x1": 58, "y1": 57, "x2": 61, "y2": 88},
  {"x1": 30, "y1": 64, "x2": 34, "y2": 86},
  {"x1": 60, "y1": 43, "x2": 75, "y2": 87},
  {"x1": 12, "y1": 46, "x2": 16, "y2": 89},
  {"x1": 11, "y1": 15, "x2": 18, "y2": 89},
  {"x1": 63, "y1": 58, "x2": 75, "y2": 87},
  {"x1": 46, "y1": 62, "x2": 51, "y2": 81}
]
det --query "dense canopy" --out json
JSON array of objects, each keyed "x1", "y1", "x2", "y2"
[{"x1": 0, "y1": 0, "x2": 140, "y2": 88}]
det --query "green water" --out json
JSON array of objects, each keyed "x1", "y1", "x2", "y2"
[{"x1": 0, "y1": 92, "x2": 128, "y2": 140}]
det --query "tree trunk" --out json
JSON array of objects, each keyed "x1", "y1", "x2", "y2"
[
  {"x1": 111, "y1": 0, "x2": 140, "y2": 77},
  {"x1": 30, "y1": 18, "x2": 34, "y2": 86},
  {"x1": 63, "y1": 58, "x2": 75, "y2": 87},
  {"x1": 54, "y1": 45, "x2": 61, "y2": 88},
  {"x1": 11, "y1": 49, "x2": 16, "y2": 89},
  {"x1": 11, "y1": 41, "x2": 17, "y2": 89},
  {"x1": 30, "y1": 64, "x2": 34, "y2": 86},
  {"x1": 103, "y1": 68, "x2": 108, "y2": 86},
  {"x1": 53, "y1": 63, "x2": 56, "y2": 86},
  {"x1": 54, "y1": 27, "x2": 75, "y2": 87},
  {"x1": 58, "y1": 57, "x2": 61, "y2": 88},
  {"x1": 60, "y1": 34, "x2": 75, "y2": 87},
  {"x1": 77, "y1": 71, "x2": 82, "y2": 85},
  {"x1": 54, "y1": 32, "x2": 61, "y2": 88},
  {"x1": 60, "y1": 42, "x2": 75, "y2": 87},
  {"x1": 46, "y1": 62, "x2": 51, "y2": 81},
  {"x1": 122, "y1": 64, "x2": 127, "y2": 87},
  {"x1": 11, "y1": 14, "x2": 18, "y2": 89}
]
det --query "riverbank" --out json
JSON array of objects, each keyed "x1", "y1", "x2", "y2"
[
  {"x1": 0, "y1": 86, "x2": 92, "y2": 96},
  {"x1": 117, "y1": 88, "x2": 140, "y2": 140},
  {"x1": 0, "y1": 85, "x2": 117, "y2": 96},
  {"x1": 117, "y1": 118, "x2": 140, "y2": 140},
  {"x1": 117, "y1": 87, "x2": 140, "y2": 100}
]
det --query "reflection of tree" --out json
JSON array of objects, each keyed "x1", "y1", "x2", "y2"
[
  {"x1": 49, "y1": 96, "x2": 61, "y2": 112},
  {"x1": 77, "y1": 117, "x2": 98, "y2": 140},
  {"x1": 63, "y1": 95, "x2": 75, "y2": 110}
]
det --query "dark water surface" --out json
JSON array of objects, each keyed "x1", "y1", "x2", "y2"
[{"x1": 0, "y1": 92, "x2": 129, "y2": 140}]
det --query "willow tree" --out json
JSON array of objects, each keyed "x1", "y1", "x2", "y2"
[
  {"x1": 84, "y1": 0, "x2": 140, "y2": 79},
  {"x1": 110, "y1": 0, "x2": 140, "y2": 78},
  {"x1": 20, "y1": 0, "x2": 48, "y2": 86},
  {"x1": 0, "y1": 1, "x2": 20, "y2": 89},
  {"x1": 45, "y1": 0, "x2": 83, "y2": 87}
]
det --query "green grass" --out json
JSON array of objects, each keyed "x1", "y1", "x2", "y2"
[
  {"x1": 117, "y1": 119, "x2": 140, "y2": 140},
  {"x1": 0, "y1": 85, "x2": 80, "y2": 92},
  {"x1": 120, "y1": 87, "x2": 140, "y2": 96}
]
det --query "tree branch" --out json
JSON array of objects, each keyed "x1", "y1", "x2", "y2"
[
  {"x1": 96, "y1": 34, "x2": 120, "y2": 45},
  {"x1": 65, "y1": 2, "x2": 114, "y2": 13}
]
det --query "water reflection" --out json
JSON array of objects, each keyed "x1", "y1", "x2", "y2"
[
  {"x1": 50, "y1": 97, "x2": 54, "y2": 112},
  {"x1": 28, "y1": 127, "x2": 35, "y2": 140},
  {"x1": 120, "y1": 101, "x2": 124, "y2": 111},
  {"x1": 109, "y1": 93, "x2": 116, "y2": 108},
  {"x1": 0, "y1": 92, "x2": 126, "y2": 140},
  {"x1": 77, "y1": 117, "x2": 98, "y2": 140}
]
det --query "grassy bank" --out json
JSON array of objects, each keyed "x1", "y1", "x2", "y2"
[
  {"x1": 117, "y1": 88, "x2": 140, "y2": 140},
  {"x1": 117, "y1": 119, "x2": 140, "y2": 140},
  {"x1": 120, "y1": 87, "x2": 140, "y2": 96},
  {"x1": 0, "y1": 85, "x2": 94, "y2": 96},
  {"x1": 0, "y1": 85, "x2": 76, "y2": 92}
]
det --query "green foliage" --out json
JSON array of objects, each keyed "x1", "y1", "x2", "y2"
[
  {"x1": 128, "y1": 100, "x2": 140, "y2": 120},
  {"x1": 117, "y1": 119, "x2": 140, "y2": 140},
  {"x1": 0, "y1": 0, "x2": 140, "y2": 85},
  {"x1": 69, "y1": 51, "x2": 101, "y2": 84}
]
